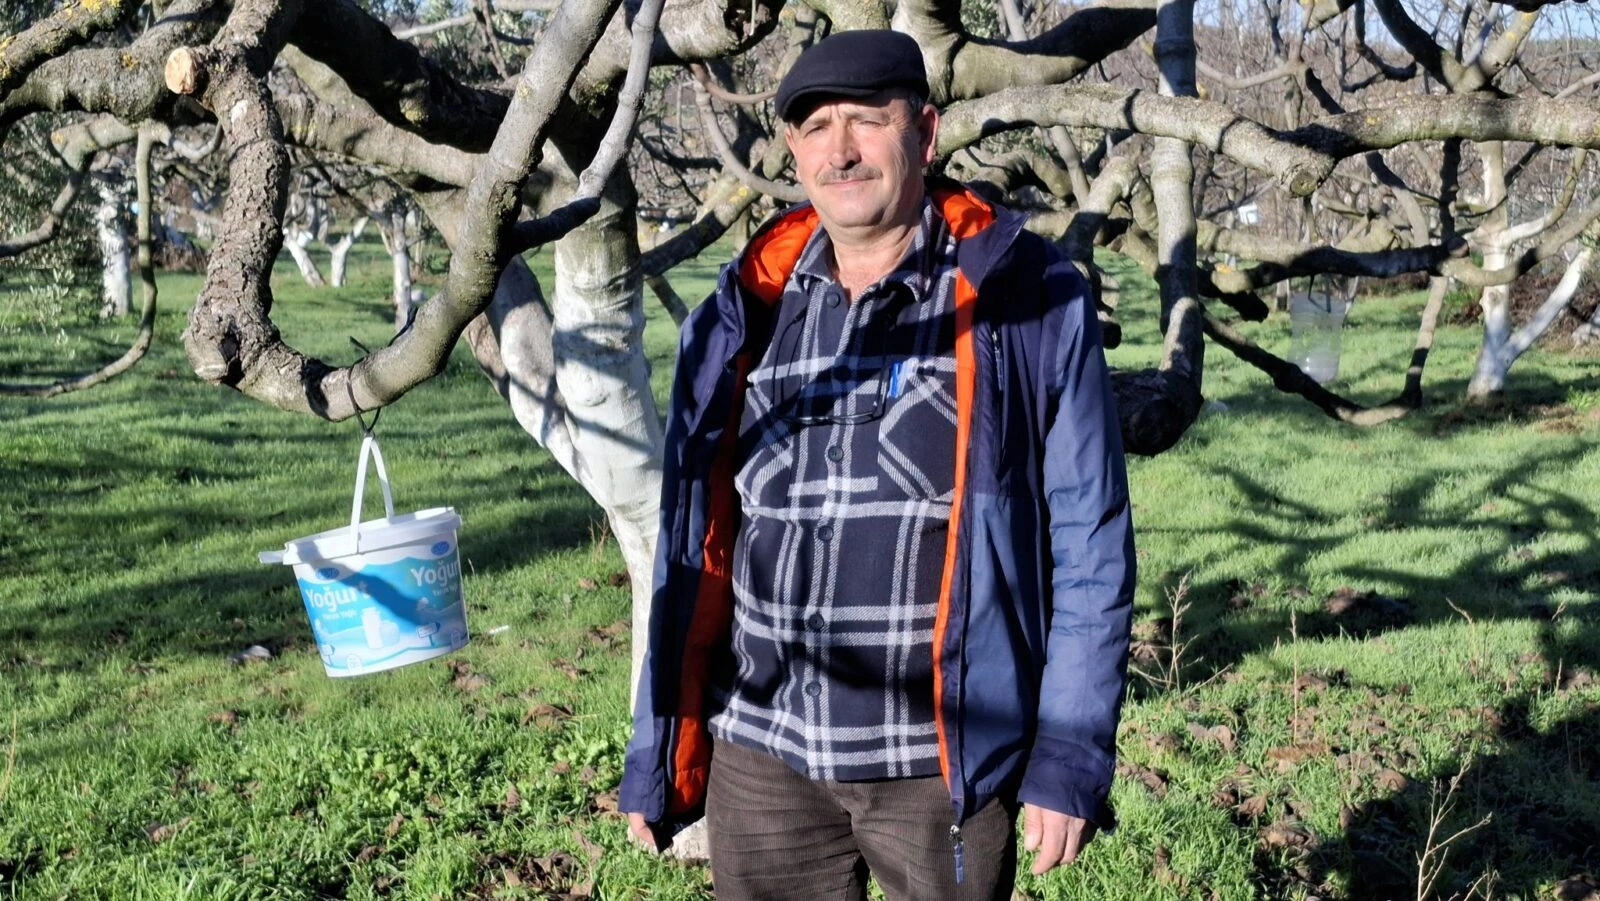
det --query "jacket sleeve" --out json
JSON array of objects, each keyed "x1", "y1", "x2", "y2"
[
  {"x1": 618, "y1": 294, "x2": 720, "y2": 824},
  {"x1": 1016, "y1": 253, "x2": 1136, "y2": 830}
]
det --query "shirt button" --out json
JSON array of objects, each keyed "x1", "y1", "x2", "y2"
[
  {"x1": 807, "y1": 612, "x2": 825, "y2": 630},
  {"x1": 826, "y1": 445, "x2": 843, "y2": 463},
  {"x1": 805, "y1": 681, "x2": 822, "y2": 698},
  {"x1": 817, "y1": 523, "x2": 834, "y2": 541},
  {"x1": 825, "y1": 287, "x2": 842, "y2": 308}
]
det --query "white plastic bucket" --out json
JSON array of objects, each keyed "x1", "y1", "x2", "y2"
[{"x1": 259, "y1": 436, "x2": 468, "y2": 677}]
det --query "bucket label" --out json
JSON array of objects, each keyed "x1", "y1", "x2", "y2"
[{"x1": 292, "y1": 535, "x2": 469, "y2": 677}]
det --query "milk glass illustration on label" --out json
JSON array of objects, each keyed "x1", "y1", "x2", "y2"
[{"x1": 292, "y1": 538, "x2": 469, "y2": 676}]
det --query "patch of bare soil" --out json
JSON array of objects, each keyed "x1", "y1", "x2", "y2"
[{"x1": 1446, "y1": 271, "x2": 1600, "y2": 351}]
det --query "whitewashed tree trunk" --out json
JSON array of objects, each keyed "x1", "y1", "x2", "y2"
[
  {"x1": 1464, "y1": 142, "x2": 1587, "y2": 401},
  {"x1": 282, "y1": 227, "x2": 327, "y2": 287},
  {"x1": 1467, "y1": 276, "x2": 1514, "y2": 399},
  {"x1": 1473, "y1": 244, "x2": 1595, "y2": 388},
  {"x1": 96, "y1": 178, "x2": 132, "y2": 318},
  {"x1": 378, "y1": 210, "x2": 416, "y2": 333},
  {"x1": 328, "y1": 216, "x2": 369, "y2": 288},
  {"x1": 549, "y1": 184, "x2": 665, "y2": 708},
  {"x1": 1467, "y1": 143, "x2": 1518, "y2": 402},
  {"x1": 1575, "y1": 299, "x2": 1600, "y2": 345}
]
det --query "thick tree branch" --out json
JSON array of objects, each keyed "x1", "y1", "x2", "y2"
[
  {"x1": 275, "y1": 48, "x2": 480, "y2": 188},
  {"x1": 1368, "y1": 0, "x2": 1470, "y2": 91},
  {"x1": 576, "y1": 0, "x2": 787, "y2": 94},
  {"x1": 289, "y1": 0, "x2": 512, "y2": 153},
  {"x1": 939, "y1": 84, "x2": 1332, "y2": 196},
  {"x1": 943, "y1": 88, "x2": 1600, "y2": 199},
  {"x1": 803, "y1": 0, "x2": 891, "y2": 31},
  {"x1": 910, "y1": 1, "x2": 1156, "y2": 101},
  {"x1": 0, "y1": 0, "x2": 139, "y2": 98},
  {"x1": 0, "y1": 0, "x2": 227, "y2": 135}
]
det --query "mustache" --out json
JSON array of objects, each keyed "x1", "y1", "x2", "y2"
[{"x1": 815, "y1": 166, "x2": 882, "y2": 185}]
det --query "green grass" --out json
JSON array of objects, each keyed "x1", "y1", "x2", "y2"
[{"x1": 0, "y1": 242, "x2": 1596, "y2": 900}]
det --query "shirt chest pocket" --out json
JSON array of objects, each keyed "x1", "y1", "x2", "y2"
[{"x1": 873, "y1": 358, "x2": 959, "y2": 504}]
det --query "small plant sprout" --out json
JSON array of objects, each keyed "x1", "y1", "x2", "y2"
[
  {"x1": 0, "y1": 710, "x2": 16, "y2": 806},
  {"x1": 588, "y1": 517, "x2": 613, "y2": 558},
  {"x1": 1416, "y1": 758, "x2": 1494, "y2": 901},
  {"x1": 1290, "y1": 611, "x2": 1301, "y2": 746},
  {"x1": 1131, "y1": 571, "x2": 1198, "y2": 693}
]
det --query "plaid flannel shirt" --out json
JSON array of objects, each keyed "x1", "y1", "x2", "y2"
[{"x1": 707, "y1": 200, "x2": 961, "y2": 782}]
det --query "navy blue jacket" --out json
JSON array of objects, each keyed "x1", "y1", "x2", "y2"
[{"x1": 620, "y1": 180, "x2": 1135, "y2": 833}]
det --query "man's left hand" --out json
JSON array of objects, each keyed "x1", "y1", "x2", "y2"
[{"x1": 1022, "y1": 803, "x2": 1096, "y2": 875}]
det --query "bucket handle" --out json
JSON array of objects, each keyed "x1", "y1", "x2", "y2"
[{"x1": 350, "y1": 434, "x2": 396, "y2": 554}]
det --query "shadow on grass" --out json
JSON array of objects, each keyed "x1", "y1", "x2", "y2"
[
  {"x1": 0, "y1": 428, "x2": 604, "y2": 666},
  {"x1": 1299, "y1": 692, "x2": 1600, "y2": 899},
  {"x1": 1129, "y1": 375, "x2": 1600, "y2": 897}
]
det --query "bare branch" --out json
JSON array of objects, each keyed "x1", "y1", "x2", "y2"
[
  {"x1": 688, "y1": 69, "x2": 803, "y2": 203},
  {"x1": 1196, "y1": 57, "x2": 1307, "y2": 91},
  {"x1": 392, "y1": 0, "x2": 560, "y2": 40},
  {"x1": 0, "y1": 125, "x2": 159, "y2": 398},
  {"x1": 647, "y1": 273, "x2": 691, "y2": 325},
  {"x1": 692, "y1": 62, "x2": 775, "y2": 105},
  {"x1": 511, "y1": 0, "x2": 670, "y2": 252},
  {"x1": 1202, "y1": 310, "x2": 1416, "y2": 426}
]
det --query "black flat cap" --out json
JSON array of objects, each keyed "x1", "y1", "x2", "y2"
[{"x1": 774, "y1": 30, "x2": 930, "y2": 123}]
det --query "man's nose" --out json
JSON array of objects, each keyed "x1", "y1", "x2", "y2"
[{"x1": 826, "y1": 126, "x2": 860, "y2": 168}]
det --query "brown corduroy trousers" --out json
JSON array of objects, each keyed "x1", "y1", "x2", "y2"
[{"x1": 703, "y1": 739, "x2": 1020, "y2": 901}]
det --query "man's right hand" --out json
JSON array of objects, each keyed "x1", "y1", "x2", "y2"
[{"x1": 628, "y1": 812, "x2": 663, "y2": 852}]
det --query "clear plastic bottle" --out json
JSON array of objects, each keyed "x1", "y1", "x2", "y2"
[{"x1": 1288, "y1": 288, "x2": 1352, "y2": 384}]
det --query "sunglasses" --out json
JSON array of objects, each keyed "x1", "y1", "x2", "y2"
[{"x1": 765, "y1": 289, "x2": 910, "y2": 427}]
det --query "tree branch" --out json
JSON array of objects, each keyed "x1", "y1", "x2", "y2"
[
  {"x1": 0, "y1": 124, "x2": 159, "y2": 398},
  {"x1": 0, "y1": 0, "x2": 228, "y2": 135},
  {"x1": 0, "y1": 0, "x2": 139, "y2": 98},
  {"x1": 1202, "y1": 310, "x2": 1416, "y2": 426},
  {"x1": 931, "y1": 1, "x2": 1157, "y2": 101},
  {"x1": 688, "y1": 68, "x2": 803, "y2": 203},
  {"x1": 288, "y1": 0, "x2": 512, "y2": 152}
]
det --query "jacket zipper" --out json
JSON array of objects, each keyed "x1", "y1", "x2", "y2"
[{"x1": 950, "y1": 823, "x2": 965, "y2": 883}]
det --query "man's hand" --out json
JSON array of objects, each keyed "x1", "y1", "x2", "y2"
[
  {"x1": 1022, "y1": 804, "x2": 1096, "y2": 875},
  {"x1": 628, "y1": 812, "x2": 662, "y2": 852}
]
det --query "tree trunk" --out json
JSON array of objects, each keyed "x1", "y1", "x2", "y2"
[
  {"x1": 548, "y1": 179, "x2": 664, "y2": 708},
  {"x1": 1466, "y1": 279, "x2": 1514, "y2": 400},
  {"x1": 96, "y1": 177, "x2": 132, "y2": 318},
  {"x1": 1471, "y1": 242, "x2": 1594, "y2": 394},
  {"x1": 380, "y1": 211, "x2": 416, "y2": 333},
  {"x1": 465, "y1": 197, "x2": 664, "y2": 708},
  {"x1": 283, "y1": 227, "x2": 327, "y2": 287},
  {"x1": 1466, "y1": 143, "x2": 1513, "y2": 403},
  {"x1": 328, "y1": 216, "x2": 369, "y2": 288}
]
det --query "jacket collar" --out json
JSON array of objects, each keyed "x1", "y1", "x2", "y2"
[{"x1": 732, "y1": 177, "x2": 1020, "y2": 306}]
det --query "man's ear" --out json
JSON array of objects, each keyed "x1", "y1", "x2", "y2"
[{"x1": 917, "y1": 104, "x2": 940, "y2": 166}]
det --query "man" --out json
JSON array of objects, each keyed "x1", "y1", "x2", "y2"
[{"x1": 620, "y1": 29, "x2": 1135, "y2": 901}]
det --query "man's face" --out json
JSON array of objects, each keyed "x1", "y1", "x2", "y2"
[{"x1": 784, "y1": 91, "x2": 939, "y2": 242}]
